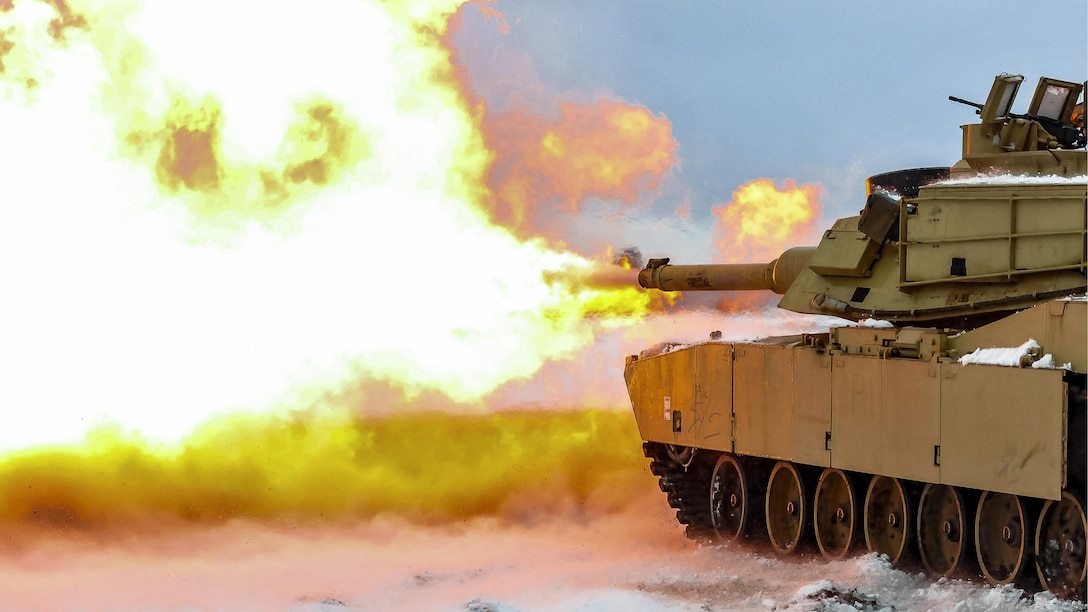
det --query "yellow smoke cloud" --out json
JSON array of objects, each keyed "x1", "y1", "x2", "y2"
[{"x1": 0, "y1": 409, "x2": 649, "y2": 531}]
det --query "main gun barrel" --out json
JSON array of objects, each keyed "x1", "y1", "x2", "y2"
[{"x1": 638, "y1": 246, "x2": 816, "y2": 295}]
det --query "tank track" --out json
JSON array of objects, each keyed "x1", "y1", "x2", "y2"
[{"x1": 643, "y1": 441, "x2": 717, "y2": 541}]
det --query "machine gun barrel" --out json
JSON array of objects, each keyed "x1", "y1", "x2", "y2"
[
  {"x1": 638, "y1": 246, "x2": 815, "y2": 295},
  {"x1": 948, "y1": 95, "x2": 984, "y2": 112}
]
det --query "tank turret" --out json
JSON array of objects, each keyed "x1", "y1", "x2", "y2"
[
  {"x1": 624, "y1": 73, "x2": 1087, "y2": 599},
  {"x1": 639, "y1": 74, "x2": 1087, "y2": 329}
]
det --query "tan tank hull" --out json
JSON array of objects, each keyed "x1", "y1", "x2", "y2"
[
  {"x1": 627, "y1": 299, "x2": 1086, "y2": 592},
  {"x1": 627, "y1": 300, "x2": 1084, "y2": 499}
]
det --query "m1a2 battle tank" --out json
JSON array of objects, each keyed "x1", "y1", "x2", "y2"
[{"x1": 625, "y1": 74, "x2": 1088, "y2": 597}]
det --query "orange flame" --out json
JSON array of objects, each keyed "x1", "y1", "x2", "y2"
[
  {"x1": 708, "y1": 178, "x2": 822, "y2": 312},
  {"x1": 712, "y1": 178, "x2": 822, "y2": 263},
  {"x1": 545, "y1": 262, "x2": 673, "y2": 318},
  {"x1": 0, "y1": 0, "x2": 676, "y2": 552},
  {"x1": 483, "y1": 99, "x2": 677, "y2": 241},
  {"x1": 1, "y1": 0, "x2": 670, "y2": 448}
]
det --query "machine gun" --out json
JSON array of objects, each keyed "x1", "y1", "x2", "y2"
[{"x1": 949, "y1": 73, "x2": 1085, "y2": 151}]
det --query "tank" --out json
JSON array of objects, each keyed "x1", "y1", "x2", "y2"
[{"x1": 625, "y1": 74, "x2": 1088, "y2": 597}]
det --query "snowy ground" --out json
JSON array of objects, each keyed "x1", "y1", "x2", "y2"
[{"x1": 1, "y1": 496, "x2": 1082, "y2": 611}]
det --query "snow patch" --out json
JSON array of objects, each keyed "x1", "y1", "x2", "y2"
[
  {"x1": 791, "y1": 580, "x2": 888, "y2": 611},
  {"x1": 1031, "y1": 353, "x2": 1073, "y2": 370},
  {"x1": 938, "y1": 174, "x2": 1088, "y2": 186},
  {"x1": 958, "y1": 338, "x2": 1069, "y2": 369},
  {"x1": 464, "y1": 598, "x2": 520, "y2": 612},
  {"x1": 858, "y1": 318, "x2": 894, "y2": 328}
]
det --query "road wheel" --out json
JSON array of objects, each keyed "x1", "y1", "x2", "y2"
[
  {"x1": 814, "y1": 468, "x2": 856, "y2": 560},
  {"x1": 917, "y1": 484, "x2": 970, "y2": 578}
]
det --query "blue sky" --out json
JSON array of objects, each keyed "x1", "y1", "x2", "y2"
[{"x1": 458, "y1": 1, "x2": 1087, "y2": 259}]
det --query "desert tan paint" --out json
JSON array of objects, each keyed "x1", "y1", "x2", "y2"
[
  {"x1": 830, "y1": 357, "x2": 942, "y2": 484},
  {"x1": 625, "y1": 299, "x2": 1076, "y2": 500},
  {"x1": 733, "y1": 343, "x2": 831, "y2": 466},
  {"x1": 903, "y1": 184, "x2": 1086, "y2": 285},
  {"x1": 625, "y1": 343, "x2": 733, "y2": 452},
  {"x1": 939, "y1": 364, "x2": 1065, "y2": 499}
]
